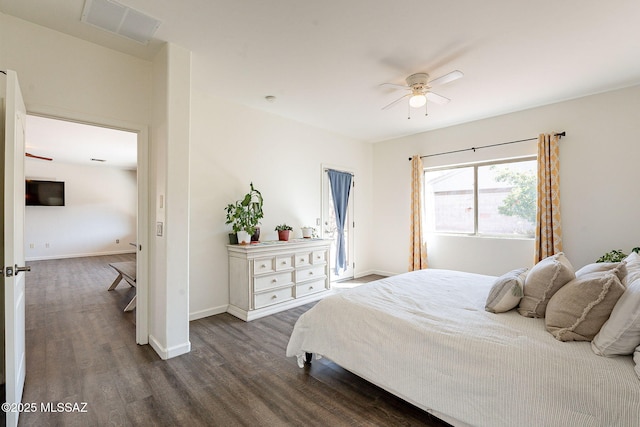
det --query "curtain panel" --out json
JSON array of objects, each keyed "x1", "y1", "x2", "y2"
[
  {"x1": 535, "y1": 133, "x2": 563, "y2": 263},
  {"x1": 409, "y1": 155, "x2": 427, "y2": 271},
  {"x1": 327, "y1": 169, "x2": 352, "y2": 275}
]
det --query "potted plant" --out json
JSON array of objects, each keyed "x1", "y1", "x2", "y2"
[
  {"x1": 301, "y1": 226, "x2": 314, "y2": 239},
  {"x1": 225, "y1": 183, "x2": 264, "y2": 244},
  {"x1": 275, "y1": 224, "x2": 293, "y2": 241},
  {"x1": 596, "y1": 247, "x2": 640, "y2": 262}
]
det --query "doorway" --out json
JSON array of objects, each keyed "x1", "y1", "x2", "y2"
[
  {"x1": 322, "y1": 165, "x2": 355, "y2": 282},
  {"x1": 23, "y1": 113, "x2": 148, "y2": 344}
]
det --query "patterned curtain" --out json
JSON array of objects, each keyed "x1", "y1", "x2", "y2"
[
  {"x1": 535, "y1": 134, "x2": 562, "y2": 263},
  {"x1": 409, "y1": 155, "x2": 427, "y2": 271}
]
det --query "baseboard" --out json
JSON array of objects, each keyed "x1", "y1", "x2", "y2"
[
  {"x1": 189, "y1": 305, "x2": 228, "y2": 321},
  {"x1": 26, "y1": 249, "x2": 136, "y2": 262},
  {"x1": 149, "y1": 334, "x2": 191, "y2": 360},
  {"x1": 355, "y1": 270, "x2": 400, "y2": 279},
  {"x1": 354, "y1": 270, "x2": 395, "y2": 278}
]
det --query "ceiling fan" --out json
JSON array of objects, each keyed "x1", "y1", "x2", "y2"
[
  {"x1": 25, "y1": 152, "x2": 53, "y2": 161},
  {"x1": 381, "y1": 70, "x2": 463, "y2": 118}
]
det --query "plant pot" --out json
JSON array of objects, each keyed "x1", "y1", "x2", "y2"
[
  {"x1": 237, "y1": 230, "x2": 252, "y2": 245},
  {"x1": 301, "y1": 227, "x2": 313, "y2": 238},
  {"x1": 228, "y1": 233, "x2": 238, "y2": 245},
  {"x1": 278, "y1": 230, "x2": 290, "y2": 241}
]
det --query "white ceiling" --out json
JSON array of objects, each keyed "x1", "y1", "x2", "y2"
[
  {"x1": 25, "y1": 115, "x2": 137, "y2": 170},
  {"x1": 3, "y1": 0, "x2": 640, "y2": 144}
]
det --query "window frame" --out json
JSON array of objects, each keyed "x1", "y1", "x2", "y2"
[{"x1": 424, "y1": 155, "x2": 537, "y2": 239}]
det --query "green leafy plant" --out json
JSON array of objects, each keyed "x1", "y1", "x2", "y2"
[
  {"x1": 275, "y1": 224, "x2": 293, "y2": 231},
  {"x1": 224, "y1": 183, "x2": 264, "y2": 235},
  {"x1": 596, "y1": 247, "x2": 640, "y2": 263},
  {"x1": 493, "y1": 166, "x2": 537, "y2": 224}
]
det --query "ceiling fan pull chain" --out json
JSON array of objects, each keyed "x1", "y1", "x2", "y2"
[{"x1": 407, "y1": 102, "x2": 411, "y2": 120}]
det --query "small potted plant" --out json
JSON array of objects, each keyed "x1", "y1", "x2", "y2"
[
  {"x1": 225, "y1": 183, "x2": 264, "y2": 244},
  {"x1": 275, "y1": 224, "x2": 293, "y2": 241},
  {"x1": 301, "y1": 226, "x2": 314, "y2": 239}
]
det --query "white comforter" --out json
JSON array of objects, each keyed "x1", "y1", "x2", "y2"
[{"x1": 286, "y1": 269, "x2": 640, "y2": 427}]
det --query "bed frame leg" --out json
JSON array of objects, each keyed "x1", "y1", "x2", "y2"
[{"x1": 305, "y1": 352, "x2": 313, "y2": 364}]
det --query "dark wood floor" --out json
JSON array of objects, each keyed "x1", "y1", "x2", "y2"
[{"x1": 20, "y1": 256, "x2": 450, "y2": 426}]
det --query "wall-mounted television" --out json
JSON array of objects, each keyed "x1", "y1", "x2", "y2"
[{"x1": 25, "y1": 180, "x2": 65, "y2": 206}]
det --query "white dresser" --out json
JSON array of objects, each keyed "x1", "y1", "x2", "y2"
[{"x1": 227, "y1": 239, "x2": 332, "y2": 321}]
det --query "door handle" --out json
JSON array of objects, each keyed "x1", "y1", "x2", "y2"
[{"x1": 15, "y1": 265, "x2": 31, "y2": 275}]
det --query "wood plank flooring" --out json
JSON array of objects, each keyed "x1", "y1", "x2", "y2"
[{"x1": 20, "y1": 255, "x2": 451, "y2": 426}]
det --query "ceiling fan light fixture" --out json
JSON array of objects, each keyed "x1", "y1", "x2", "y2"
[{"x1": 409, "y1": 94, "x2": 427, "y2": 108}]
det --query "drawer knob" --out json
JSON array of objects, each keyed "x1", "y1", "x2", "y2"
[
  {"x1": 309, "y1": 286, "x2": 314, "y2": 290},
  {"x1": 300, "y1": 258, "x2": 305, "y2": 262},
  {"x1": 261, "y1": 264, "x2": 267, "y2": 268},
  {"x1": 271, "y1": 295, "x2": 277, "y2": 300},
  {"x1": 309, "y1": 271, "x2": 314, "y2": 275},
  {"x1": 272, "y1": 278, "x2": 278, "y2": 283},
  {"x1": 282, "y1": 261, "x2": 287, "y2": 265}
]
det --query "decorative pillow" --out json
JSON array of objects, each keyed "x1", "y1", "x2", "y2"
[
  {"x1": 518, "y1": 253, "x2": 575, "y2": 318},
  {"x1": 625, "y1": 252, "x2": 640, "y2": 285},
  {"x1": 576, "y1": 262, "x2": 627, "y2": 281},
  {"x1": 485, "y1": 268, "x2": 528, "y2": 313},
  {"x1": 592, "y1": 278, "x2": 640, "y2": 356},
  {"x1": 545, "y1": 269, "x2": 626, "y2": 342}
]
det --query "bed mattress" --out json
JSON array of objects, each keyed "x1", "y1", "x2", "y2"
[{"x1": 286, "y1": 269, "x2": 640, "y2": 426}]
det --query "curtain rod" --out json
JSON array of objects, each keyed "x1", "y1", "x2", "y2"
[
  {"x1": 408, "y1": 131, "x2": 565, "y2": 161},
  {"x1": 324, "y1": 168, "x2": 354, "y2": 176}
]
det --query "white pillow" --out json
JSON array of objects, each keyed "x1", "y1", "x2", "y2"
[
  {"x1": 485, "y1": 268, "x2": 528, "y2": 313},
  {"x1": 635, "y1": 345, "x2": 640, "y2": 380},
  {"x1": 576, "y1": 262, "x2": 627, "y2": 281},
  {"x1": 625, "y1": 251, "x2": 640, "y2": 285},
  {"x1": 592, "y1": 278, "x2": 640, "y2": 356}
]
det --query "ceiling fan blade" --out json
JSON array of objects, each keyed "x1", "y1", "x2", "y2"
[
  {"x1": 428, "y1": 70, "x2": 464, "y2": 87},
  {"x1": 379, "y1": 82, "x2": 410, "y2": 90},
  {"x1": 382, "y1": 93, "x2": 410, "y2": 110},
  {"x1": 426, "y1": 91, "x2": 450, "y2": 105},
  {"x1": 25, "y1": 152, "x2": 53, "y2": 161}
]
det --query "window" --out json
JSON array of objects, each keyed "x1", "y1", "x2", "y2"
[{"x1": 424, "y1": 157, "x2": 537, "y2": 237}]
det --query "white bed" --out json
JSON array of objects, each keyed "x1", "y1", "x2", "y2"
[{"x1": 286, "y1": 269, "x2": 640, "y2": 427}]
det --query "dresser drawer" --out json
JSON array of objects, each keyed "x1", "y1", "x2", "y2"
[
  {"x1": 254, "y1": 271, "x2": 293, "y2": 292},
  {"x1": 295, "y1": 252, "x2": 310, "y2": 267},
  {"x1": 296, "y1": 265, "x2": 326, "y2": 283},
  {"x1": 311, "y1": 250, "x2": 327, "y2": 264},
  {"x1": 253, "y1": 257, "x2": 275, "y2": 275},
  {"x1": 296, "y1": 279, "x2": 327, "y2": 297},
  {"x1": 275, "y1": 255, "x2": 293, "y2": 271},
  {"x1": 254, "y1": 286, "x2": 294, "y2": 309}
]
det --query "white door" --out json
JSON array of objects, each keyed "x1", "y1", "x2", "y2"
[
  {"x1": 322, "y1": 168, "x2": 355, "y2": 281},
  {"x1": 2, "y1": 70, "x2": 28, "y2": 427}
]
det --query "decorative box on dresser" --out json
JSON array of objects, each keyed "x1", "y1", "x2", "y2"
[{"x1": 227, "y1": 239, "x2": 332, "y2": 321}]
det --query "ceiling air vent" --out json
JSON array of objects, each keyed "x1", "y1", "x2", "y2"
[{"x1": 81, "y1": 0, "x2": 161, "y2": 44}]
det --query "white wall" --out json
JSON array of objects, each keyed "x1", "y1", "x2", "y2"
[
  {"x1": 188, "y1": 71, "x2": 374, "y2": 319},
  {"x1": 372, "y1": 85, "x2": 640, "y2": 276},
  {"x1": 0, "y1": 14, "x2": 151, "y2": 125},
  {"x1": 148, "y1": 43, "x2": 191, "y2": 359},
  {"x1": 25, "y1": 160, "x2": 136, "y2": 260},
  {"x1": 0, "y1": 14, "x2": 190, "y2": 357}
]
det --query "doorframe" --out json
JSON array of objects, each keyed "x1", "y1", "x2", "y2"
[
  {"x1": 25, "y1": 107, "x2": 149, "y2": 344},
  {"x1": 321, "y1": 163, "x2": 355, "y2": 281}
]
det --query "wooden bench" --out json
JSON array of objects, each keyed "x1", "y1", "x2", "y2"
[{"x1": 108, "y1": 261, "x2": 137, "y2": 312}]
